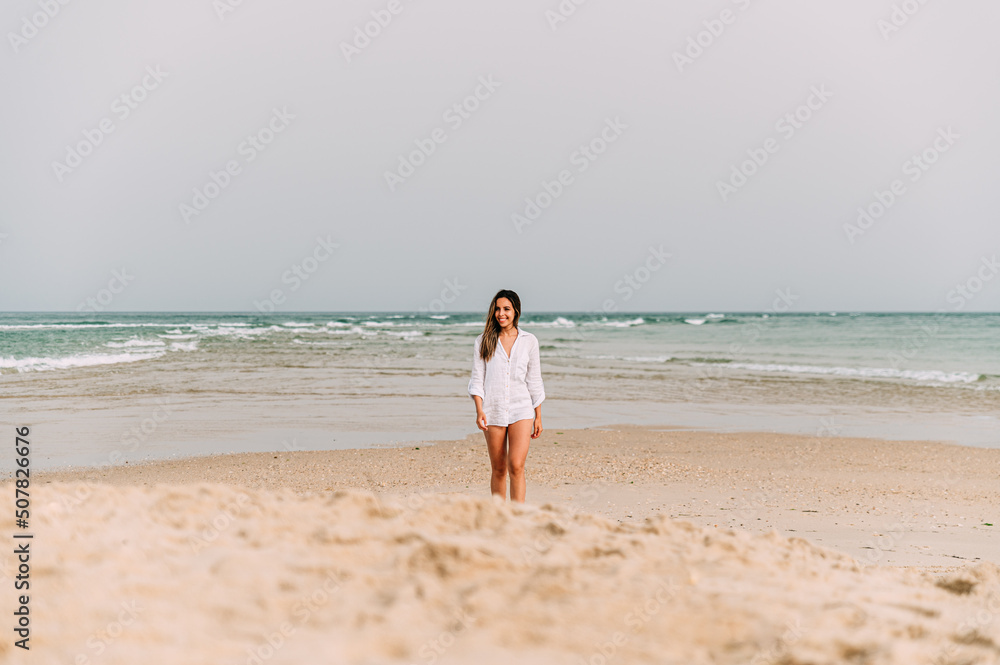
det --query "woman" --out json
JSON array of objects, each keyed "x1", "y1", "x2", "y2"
[{"x1": 468, "y1": 289, "x2": 545, "y2": 503}]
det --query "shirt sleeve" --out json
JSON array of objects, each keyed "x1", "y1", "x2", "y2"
[
  {"x1": 526, "y1": 335, "x2": 545, "y2": 409},
  {"x1": 468, "y1": 336, "x2": 486, "y2": 399}
]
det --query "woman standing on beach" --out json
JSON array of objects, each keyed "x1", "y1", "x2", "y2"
[{"x1": 468, "y1": 290, "x2": 545, "y2": 503}]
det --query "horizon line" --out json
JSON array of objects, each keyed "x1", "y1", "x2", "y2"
[{"x1": 1, "y1": 310, "x2": 996, "y2": 315}]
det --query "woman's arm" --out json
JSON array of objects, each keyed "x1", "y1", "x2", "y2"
[
  {"x1": 526, "y1": 336, "x2": 545, "y2": 438},
  {"x1": 526, "y1": 335, "x2": 545, "y2": 409},
  {"x1": 469, "y1": 337, "x2": 487, "y2": 430},
  {"x1": 472, "y1": 395, "x2": 487, "y2": 431}
]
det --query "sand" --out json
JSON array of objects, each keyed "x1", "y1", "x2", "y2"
[{"x1": 4, "y1": 427, "x2": 1000, "y2": 664}]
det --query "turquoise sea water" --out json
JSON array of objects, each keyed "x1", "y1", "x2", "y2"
[
  {"x1": 2, "y1": 311, "x2": 997, "y2": 388},
  {"x1": 2, "y1": 312, "x2": 998, "y2": 467}
]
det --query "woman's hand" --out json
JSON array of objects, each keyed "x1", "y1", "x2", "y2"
[
  {"x1": 476, "y1": 410, "x2": 488, "y2": 431},
  {"x1": 531, "y1": 416, "x2": 543, "y2": 439}
]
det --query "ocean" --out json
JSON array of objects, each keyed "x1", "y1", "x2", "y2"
[{"x1": 2, "y1": 311, "x2": 998, "y2": 468}]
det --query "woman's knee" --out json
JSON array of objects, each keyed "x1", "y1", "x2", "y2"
[
  {"x1": 491, "y1": 461, "x2": 507, "y2": 478},
  {"x1": 507, "y1": 461, "x2": 525, "y2": 477}
]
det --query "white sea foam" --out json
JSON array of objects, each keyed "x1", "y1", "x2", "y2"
[
  {"x1": 105, "y1": 339, "x2": 167, "y2": 348},
  {"x1": 0, "y1": 323, "x2": 164, "y2": 330},
  {"x1": 385, "y1": 330, "x2": 424, "y2": 338},
  {"x1": 0, "y1": 351, "x2": 165, "y2": 373},
  {"x1": 684, "y1": 318, "x2": 706, "y2": 326},
  {"x1": 719, "y1": 362, "x2": 982, "y2": 384},
  {"x1": 602, "y1": 317, "x2": 645, "y2": 328},
  {"x1": 169, "y1": 341, "x2": 199, "y2": 352},
  {"x1": 525, "y1": 317, "x2": 577, "y2": 328},
  {"x1": 363, "y1": 321, "x2": 424, "y2": 328},
  {"x1": 580, "y1": 354, "x2": 672, "y2": 363},
  {"x1": 320, "y1": 326, "x2": 366, "y2": 335},
  {"x1": 188, "y1": 325, "x2": 274, "y2": 338}
]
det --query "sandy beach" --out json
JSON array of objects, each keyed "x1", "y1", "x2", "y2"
[
  {"x1": 6, "y1": 427, "x2": 999, "y2": 664},
  {"x1": 6, "y1": 0, "x2": 1000, "y2": 659}
]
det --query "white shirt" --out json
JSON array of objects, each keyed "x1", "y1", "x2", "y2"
[{"x1": 468, "y1": 329, "x2": 545, "y2": 426}]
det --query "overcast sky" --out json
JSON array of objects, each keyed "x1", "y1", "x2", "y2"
[{"x1": 1, "y1": 0, "x2": 998, "y2": 312}]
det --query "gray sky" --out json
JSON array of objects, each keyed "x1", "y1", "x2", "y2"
[{"x1": 2, "y1": 0, "x2": 998, "y2": 312}]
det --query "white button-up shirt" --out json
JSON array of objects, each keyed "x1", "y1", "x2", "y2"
[{"x1": 468, "y1": 329, "x2": 545, "y2": 427}]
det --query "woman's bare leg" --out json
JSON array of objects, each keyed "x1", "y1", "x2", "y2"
[
  {"x1": 484, "y1": 425, "x2": 509, "y2": 499},
  {"x1": 506, "y1": 419, "x2": 533, "y2": 503}
]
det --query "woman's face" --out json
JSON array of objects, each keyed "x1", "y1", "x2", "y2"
[{"x1": 494, "y1": 298, "x2": 515, "y2": 329}]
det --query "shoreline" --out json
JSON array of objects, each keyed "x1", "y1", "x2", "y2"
[
  {"x1": 9, "y1": 395, "x2": 999, "y2": 475},
  {"x1": 37, "y1": 426, "x2": 999, "y2": 570}
]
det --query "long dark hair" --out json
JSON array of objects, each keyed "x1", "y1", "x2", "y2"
[{"x1": 480, "y1": 289, "x2": 521, "y2": 363}]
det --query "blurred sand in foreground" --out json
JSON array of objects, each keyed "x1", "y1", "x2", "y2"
[{"x1": 4, "y1": 427, "x2": 999, "y2": 664}]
